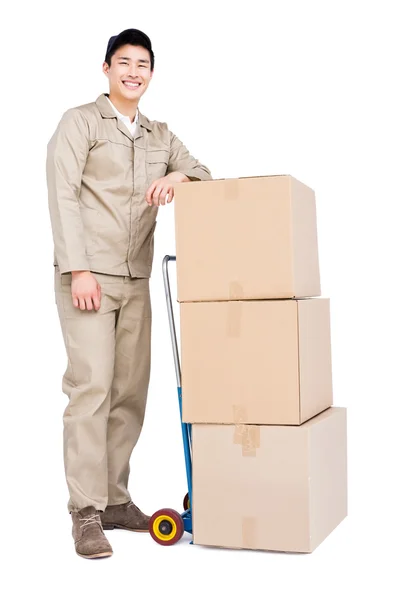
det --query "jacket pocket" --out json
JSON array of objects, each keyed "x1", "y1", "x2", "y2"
[{"x1": 146, "y1": 149, "x2": 169, "y2": 182}]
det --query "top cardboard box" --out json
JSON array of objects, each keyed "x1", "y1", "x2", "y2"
[{"x1": 174, "y1": 175, "x2": 321, "y2": 302}]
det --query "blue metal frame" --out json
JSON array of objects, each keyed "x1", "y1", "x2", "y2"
[{"x1": 162, "y1": 255, "x2": 193, "y2": 536}]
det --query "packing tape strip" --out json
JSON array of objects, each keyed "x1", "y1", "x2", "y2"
[
  {"x1": 223, "y1": 178, "x2": 240, "y2": 201},
  {"x1": 233, "y1": 405, "x2": 260, "y2": 457},
  {"x1": 229, "y1": 281, "x2": 243, "y2": 300},
  {"x1": 233, "y1": 405, "x2": 247, "y2": 423},
  {"x1": 242, "y1": 517, "x2": 257, "y2": 549},
  {"x1": 235, "y1": 425, "x2": 260, "y2": 457},
  {"x1": 226, "y1": 301, "x2": 242, "y2": 337}
]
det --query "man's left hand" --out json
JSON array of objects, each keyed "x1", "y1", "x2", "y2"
[{"x1": 145, "y1": 172, "x2": 190, "y2": 207}]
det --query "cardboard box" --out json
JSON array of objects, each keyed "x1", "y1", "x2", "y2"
[
  {"x1": 174, "y1": 175, "x2": 321, "y2": 302},
  {"x1": 192, "y1": 407, "x2": 347, "y2": 553},
  {"x1": 181, "y1": 297, "x2": 333, "y2": 425}
]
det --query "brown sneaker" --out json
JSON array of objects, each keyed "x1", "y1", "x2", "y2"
[
  {"x1": 101, "y1": 500, "x2": 150, "y2": 532},
  {"x1": 71, "y1": 506, "x2": 113, "y2": 559}
]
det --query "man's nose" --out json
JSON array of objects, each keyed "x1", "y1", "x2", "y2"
[{"x1": 127, "y1": 65, "x2": 139, "y2": 77}]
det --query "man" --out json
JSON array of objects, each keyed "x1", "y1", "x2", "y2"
[{"x1": 46, "y1": 28, "x2": 212, "y2": 559}]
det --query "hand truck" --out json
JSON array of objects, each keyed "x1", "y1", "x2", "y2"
[{"x1": 148, "y1": 255, "x2": 192, "y2": 546}]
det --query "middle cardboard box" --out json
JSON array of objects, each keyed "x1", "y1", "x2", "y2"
[{"x1": 180, "y1": 297, "x2": 333, "y2": 425}]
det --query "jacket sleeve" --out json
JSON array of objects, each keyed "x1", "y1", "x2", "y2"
[
  {"x1": 167, "y1": 130, "x2": 212, "y2": 182},
  {"x1": 46, "y1": 108, "x2": 91, "y2": 274}
]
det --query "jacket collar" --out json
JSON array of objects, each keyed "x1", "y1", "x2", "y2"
[{"x1": 95, "y1": 93, "x2": 153, "y2": 132}]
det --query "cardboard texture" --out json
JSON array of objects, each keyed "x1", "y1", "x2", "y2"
[
  {"x1": 181, "y1": 297, "x2": 333, "y2": 425},
  {"x1": 192, "y1": 407, "x2": 347, "y2": 553},
  {"x1": 174, "y1": 175, "x2": 321, "y2": 302}
]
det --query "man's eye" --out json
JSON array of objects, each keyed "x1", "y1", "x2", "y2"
[{"x1": 119, "y1": 61, "x2": 128, "y2": 65}]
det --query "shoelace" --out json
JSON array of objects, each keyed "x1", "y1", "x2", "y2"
[{"x1": 79, "y1": 514, "x2": 101, "y2": 529}]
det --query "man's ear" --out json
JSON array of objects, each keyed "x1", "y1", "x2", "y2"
[{"x1": 102, "y1": 61, "x2": 110, "y2": 77}]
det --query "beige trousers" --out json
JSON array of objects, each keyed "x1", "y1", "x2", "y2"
[{"x1": 54, "y1": 267, "x2": 152, "y2": 512}]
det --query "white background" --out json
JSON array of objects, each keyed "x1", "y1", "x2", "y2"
[{"x1": 1, "y1": 0, "x2": 399, "y2": 598}]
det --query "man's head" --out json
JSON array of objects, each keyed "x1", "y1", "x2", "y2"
[{"x1": 103, "y1": 29, "x2": 154, "y2": 103}]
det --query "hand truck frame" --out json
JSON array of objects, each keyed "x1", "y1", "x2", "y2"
[{"x1": 148, "y1": 255, "x2": 192, "y2": 545}]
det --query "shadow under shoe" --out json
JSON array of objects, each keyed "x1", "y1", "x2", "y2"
[{"x1": 72, "y1": 506, "x2": 113, "y2": 559}]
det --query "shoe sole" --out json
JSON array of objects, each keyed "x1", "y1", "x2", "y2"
[
  {"x1": 77, "y1": 550, "x2": 113, "y2": 559},
  {"x1": 102, "y1": 524, "x2": 148, "y2": 533}
]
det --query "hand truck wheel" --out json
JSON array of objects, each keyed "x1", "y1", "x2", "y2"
[
  {"x1": 149, "y1": 509, "x2": 185, "y2": 546},
  {"x1": 183, "y1": 493, "x2": 190, "y2": 511}
]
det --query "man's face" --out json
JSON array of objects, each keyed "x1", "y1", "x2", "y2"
[{"x1": 102, "y1": 44, "x2": 153, "y2": 101}]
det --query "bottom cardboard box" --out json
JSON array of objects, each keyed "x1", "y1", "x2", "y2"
[{"x1": 192, "y1": 407, "x2": 347, "y2": 553}]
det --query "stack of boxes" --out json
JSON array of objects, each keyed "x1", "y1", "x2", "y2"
[{"x1": 174, "y1": 175, "x2": 347, "y2": 553}]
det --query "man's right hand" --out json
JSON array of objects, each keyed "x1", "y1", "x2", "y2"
[{"x1": 71, "y1": 271, "x2": 101, "y2": 311}]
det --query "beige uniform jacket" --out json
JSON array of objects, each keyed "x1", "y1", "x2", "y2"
[{"x1": 47, "y1": 93, "x2": 212, "y2": 276}]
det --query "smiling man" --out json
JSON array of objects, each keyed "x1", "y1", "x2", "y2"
[{"x1": 46, "y1": 28, "x2": 212, "y2": 559}]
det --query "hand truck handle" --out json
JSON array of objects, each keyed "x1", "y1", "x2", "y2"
[{"x1": 162, "y1": 255, "x2": 181, "y2": 388}]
